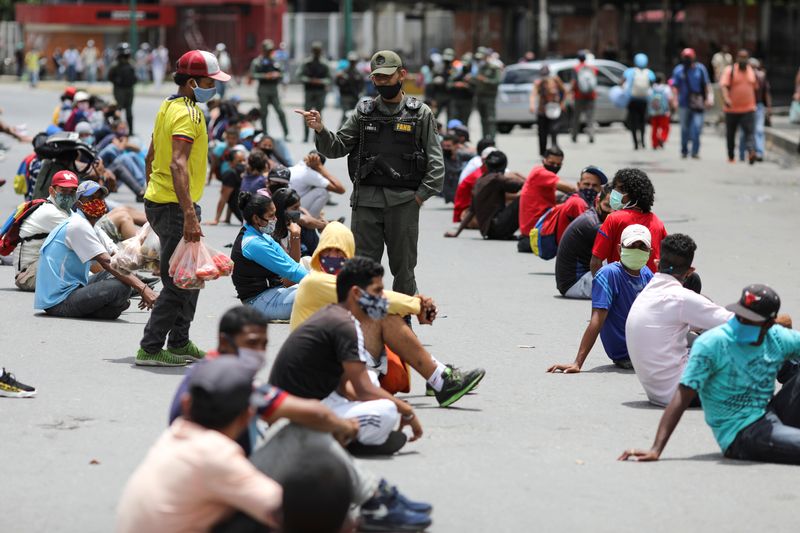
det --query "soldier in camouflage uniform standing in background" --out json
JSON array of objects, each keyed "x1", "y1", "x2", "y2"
[
  {"x1": 296, "y1": 50, "x2": 443, "y2": 296},
  {"x1": 336, "y1": 51, "x2": 364, "y2": 127},
  {"x1": 473, "y1": 47, "x2": 502, "y2": 140},
  {"x1": 107, "y1": 43, "x2": 137, "y2": 134},
  {"x1": 447, "y1": 53, "x2": 475, "y2": 126},
  {"x1": 297, "y1": 42, "x2": 332, "y2": 142},
  {"x1": 250, "y1": 39, "x2": 290, "y2": 140}
]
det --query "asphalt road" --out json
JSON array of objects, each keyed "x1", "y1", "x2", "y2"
[{"x1": 1, "y1": 82, "x2": 799, "y2": 532}]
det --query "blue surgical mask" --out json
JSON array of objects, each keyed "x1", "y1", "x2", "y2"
[
  {"x1": 191, "y1": 80, "x2": 216, "y2": 103},
  {"x1": 358, "y1": 289, "x2": 389, "y2": 320},
  {"x1": 609, "y1": 189, "x2": 625, "y2": 211},
  {"x1": 728, "y1": 317, "x2": 763, "y2": 345}
]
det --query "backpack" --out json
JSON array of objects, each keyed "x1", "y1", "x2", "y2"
[
  {"x1": 576, "y1": 66, "x2": 597, "y2": 94},
  {"x1": 529, "y1": 207, "x2": 559, "y2": 260},
  {"x1": 0, "y1": 199, "x2": 48, "y2": 256},
  {"x1": 631, "y1": 68, "x2": 651, "y2": 98},
  {"x1": 648, "y1": 88, "x2": 669, "y2": 117}
]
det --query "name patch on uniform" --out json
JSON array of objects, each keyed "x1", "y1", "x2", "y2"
[
  {"x1": 364, "y1": 123, "x2": 379, "y2": 133},
  {"x1": 394, "y1": 123, "x2": 413, "y2": 133}
]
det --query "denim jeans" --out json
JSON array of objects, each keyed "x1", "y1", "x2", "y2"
[
  {"x1": 739, "y1": 103, "x2": 765, "y2": 159},
  {"x1": 45, "y1": 271, "x2": 130, "y2": 320},
  {"x1": 678, "y1": 106, "x2": 704, "y2": 156},
  {"x1": 725, "y1": 364, "x2": 800, "y2": 465},
  {"x1": 139, "y1": 201, "x2": 201, "y2": 353},
  {"x1": 245, "y1": 285, "x2": 298, "y2": 321}
]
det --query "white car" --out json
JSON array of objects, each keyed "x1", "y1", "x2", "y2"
[{"x1": 495, "y1": 58, "x2": 629, "y2": 134}]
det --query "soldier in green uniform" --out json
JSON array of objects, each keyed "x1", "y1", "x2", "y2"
[
  {"x1": 447, "y1": 52, "x2": 475, "y2": 125},
  {"x1": 250, "y1": 39, "x2": 289, "y2": 140},
  {"x1": 107, "y1": 43, "x2": 137, "y2": 134},
  {"x1": 432, "y1": 48, "x2": 455, "y2": 120},
  {"x1": 296, "y1": 50, "x2": 443, "y2": 296},
  {"x1": 297, "y1": 41, "x2": 332, "y2": 142},
  {"x1": 473, "y1": 47, "x2": 502, "y2": 140},
  {"x1": 336, "y1": 51, "x2": 364, "y2": 127}
]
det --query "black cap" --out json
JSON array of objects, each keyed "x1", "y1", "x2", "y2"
[
  {"x1": 188, "y1": 357, "x2": 259, "y2": 427},
  {"x1": 725, "y1": 284, "x2": 781, "y2": 323}
]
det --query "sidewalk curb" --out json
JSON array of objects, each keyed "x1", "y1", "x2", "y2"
[{"x1": 765, "y1": 126, "x2": 800, "y2": 164}]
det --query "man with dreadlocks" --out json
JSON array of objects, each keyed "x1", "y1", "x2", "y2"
[{"x1": 590, "y1": 168, "x2": 667, "y2": 276}]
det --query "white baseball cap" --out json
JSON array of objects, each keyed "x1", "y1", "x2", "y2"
[{"x1": 620, "y1": 224, "x2": 652, "y2": 248}]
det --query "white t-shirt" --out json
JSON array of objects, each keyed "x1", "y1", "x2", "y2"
[
  {"x1": 625, "y1": 273, "x2": 733, "y2": 406},
  {"x1": 458, "y1": 155, "x2": 482, "y2": 184},
  {"x1": 288, "y1": 162, "x2": 330, "y2": 197},
  {"x1": 14, "y1": 200, "x2": 70, "y2": 273}
]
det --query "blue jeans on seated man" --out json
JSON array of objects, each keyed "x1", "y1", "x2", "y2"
[
  {"x1": 245, "y1": 285, "x2": 298, "y2": 321},
  {"x1": 45, "y1": 271, "x2": 131, "y2": 320}
]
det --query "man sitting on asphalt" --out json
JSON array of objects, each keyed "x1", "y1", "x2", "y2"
[
  {"x1": 116, "y1": 357, "x2": 283, "y2": 532},
  {"x1": 290, "y1": 221, "x2": 485, "y2": 408},
  {"x1": 288, "y1": 150, "x2": 346, "y2": 218},
  {"x1": 270, "y1": 257, "x2": 425, "y2": 455},
  {"x1": 441, "y1": 133, "x2": 474, "y2": 204},
  {"x1": 458, "y1": 137, "x2": 495, "y2": 184},
  {"x1": 451, "y1": 145, "x2": 498, "y2": 227},
  {"x1": 591, "y1": 168, "x2": 667, "y2": 275},
  {"x1": 548, "y1": 224, "x2": 654, "y2": 373},
  {"x1": 517, "y1": 147, "x2": 576, "y2": 253},
  {"x1": 444, "y1": 150, "x2": 525, "y2": 240},
  {"x1": 549, "y1": 165, "x2": 608, "y2": 243},
  {"x1": 555, "y1": 185, "x2": 613, "y2": 299},
  {"x1": 625, "y1": 233, "x2": 732, "y2": 406},
  {"x1": 14, "y1": 170, "x2": 79, "y2": 291},
  {"x1": 34, "y1": 180, "x2": 157, "y2": 319},
  {"x1": 620, "y1": 284, "x2": 800, "y2": 465},
  {"x1": 167, "y1": 305, "x2": 434, "y2": 532}
]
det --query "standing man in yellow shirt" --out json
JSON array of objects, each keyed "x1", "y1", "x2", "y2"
[{"x1": 136, "y1": 50, "x2": 230, "y2": 366}]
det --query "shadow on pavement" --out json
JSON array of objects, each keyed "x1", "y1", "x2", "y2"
[
  {"x1": 103, "y1": 357, "x2": 188, "y2": 375},
  {"x1": 585, "y1": 364, "x2": 634, "y2": 374},
  {"x1": 621, "y1": 400, "x2": 661, "y2": 410}
]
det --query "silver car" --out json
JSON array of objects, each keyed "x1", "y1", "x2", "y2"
[{"x1": 495, "y1": 59, "x2": 628, "y2": 134}]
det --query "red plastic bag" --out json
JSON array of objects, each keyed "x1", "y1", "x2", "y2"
[{"x1": 169, "y1": 240, "x2": 234, "y2": 289}]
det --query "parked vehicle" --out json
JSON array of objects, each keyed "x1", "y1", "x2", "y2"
[{"x1": 495, "y1": 58, "x2": 629, "y2": 134}]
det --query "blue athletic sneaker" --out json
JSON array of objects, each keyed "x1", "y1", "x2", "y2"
[
  {"x1": 360, "y1": 486, "x2": 432, "y2": 531},
  {"x1": 378, "y1": 479, "x2": 433, "y2": 515}
]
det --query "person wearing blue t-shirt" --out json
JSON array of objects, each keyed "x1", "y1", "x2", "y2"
[
  {"x1": 669, "y1": 48, "x2": 711, "y2": 159},
  {"x1": 620, "y1": 284, "x2": 800, "y2": 464},
  {"x1": 547, "y1": 224, "x2": 653, "y2": 373}
]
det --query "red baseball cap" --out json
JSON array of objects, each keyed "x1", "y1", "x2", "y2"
[
  {"x1": 176, "y1": 50, "x2": 231, "y2": 82},
  {"x1": 681, "y1": 48, "x2": 696, "y2": 60},
  {"x1": 51, "y1": 170, "x2": 79, "y2": 189}
]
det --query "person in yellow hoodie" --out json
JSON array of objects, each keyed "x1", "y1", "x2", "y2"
[{"x1": 290, "y1": 221, "x2": 485, "y2": 407}]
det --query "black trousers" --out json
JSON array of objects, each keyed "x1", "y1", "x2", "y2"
[
  {"x1": 725, "y1": 111, "x2": 755, "y2": 160},
  {"x1": 486, "y1": 197, "x2": 520, "y2": 240},
  {"x1": 627, "y1": 98, "x2": 647, "y2": 149},
  {"x1": 537, "y1": 113, "x2": 560, "y2": 156},
  {"x1": 725, "y1": 362, "x2": 800, "y2": 464}
]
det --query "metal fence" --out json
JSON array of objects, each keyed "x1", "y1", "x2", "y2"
[{"x1": 282, "y1": 10, "x2": 455, "y2": 71}]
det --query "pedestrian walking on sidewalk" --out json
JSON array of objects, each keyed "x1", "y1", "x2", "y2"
[{"x1": 720, "y1": 49, "x2": 758, "y2": 164}]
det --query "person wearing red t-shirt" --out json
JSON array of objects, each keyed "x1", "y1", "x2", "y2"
[
  {"x1": 591, "y1": 168, "x2": 667, "y2": 274},
  {"x1": 570, "y1": 51, "x2": 598, "y2": 144},
  {"x1": 551, "y1": 165, "x2": 608, "y2": 243},
  {"x1": 452, "y1": 146, "x2": 498, "y2": 225},
  {"x1": 517, "y1": 147, "x2": 576, "y2": 253}
]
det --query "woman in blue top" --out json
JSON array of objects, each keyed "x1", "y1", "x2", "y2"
[{"x1": 231, "y1": 192, "x2": 307, "y2": 321}]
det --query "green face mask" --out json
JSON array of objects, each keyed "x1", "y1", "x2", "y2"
[{"x1": 620, "y1": 247, "x2": 650, "y2": 271}]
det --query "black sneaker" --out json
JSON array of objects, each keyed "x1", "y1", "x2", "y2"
[
  {"x1": 0, "y1": 368, "x2": 37, "y2": 398},
  {"x1": 435, "y1": 367, "x2": 485, "y2": 407},
  {"x1": 613, "y1": 358, "x2": 634, "y2": 370},
  {"x1": 347, "y1": 430, "x2": 407, "y2": 457}
]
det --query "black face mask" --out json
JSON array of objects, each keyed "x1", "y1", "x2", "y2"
[
  {"x1": 235, "y1": 163, "x2": 246, "y2": 174},
  {"x1": 543, "y1": 163, "x2": 561, "y2": 174},
  {"x1": 682, "y1": 58, "x2": 692, "y2": 67},
  {"x1": 578, "y1": 188, "x2": 599, "y2": 206},
  {"x1": 738, "y1": 60, "x2": 748, "y2": 70},
  {"x1": 442, "y1": 148, "x2": 453, "y2": 158},
  {"x1": 376, "y1": 82, "x2": 402, "y2": 100}
]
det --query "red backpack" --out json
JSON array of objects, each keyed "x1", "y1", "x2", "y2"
[{"x1": 0, "y1": 199, "x2": 48, "y2": 256}]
